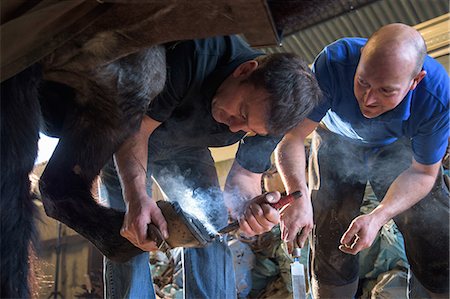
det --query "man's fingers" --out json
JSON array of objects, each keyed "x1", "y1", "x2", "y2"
[
  {"x1": 339, "y1": 244, "x2": 360, "y2": 255},
  {"x1": 239, "y1": 217, "x2": 256, "y2": 237},
  {"x1": 282, "y1": 225, "x2": 298, "y2": 242},
  {"x1": 296, "y1": 228, "x2": 309, "y2": 248},
  {"x1": 339, "y1": 244, "x2": 352, "y2": 254},
  {"x1": 259, "y1": 203, "x2": 280, "y2": 224},
  {"x1": 151, "y1": 211, "x2": 169, "y2": 239},
  {"x1": 147, "y1": 223, "x2": 165, "y2": 245},
  {"x1": 244, "y1": 206, "x2": 268, "y2": 234},
  {"x1": 280, "y1": 221, "x2": 287, "y2": 240},
  {"x1": 340, "y1": 223, "x2": 359, "y2": 246},
  {"x1": 120, "y1": 222, "x2": 141, "y2": 242},
  {"x1": 339, "y1": 237, "x2": 357, "y2": 254},
  {"x1": 339, "y1": 234, "x2": 362, "y2": 255},
  {"x1": 136, "y1": 219, "x2": 151, "y2": 243},
  {"x1": 121, "y1": 218, "x2": 154, "y2": 246},
  {"x1": 247, "y1": 203, "x2": 264, "y2": 219},
  {"x1": 264, "y1": 191, "x2": 281, "y2": 204},
  {"x1": 252, "y1": 191, "x2": 281, "y2": 205},
  {"x1": 121, "y1": 227, "x2": 159, "y2": 251},
  {"x1": 281, "y1": 221, "x2": 312, "y2": 246},
  {"x1": 249, "y1": 203, "x2": 279, "y2": 231},
  {"x1": 351, "y1": 236, "x2": 365, "y2": 253},
  {"x1": 285, "y1": 239, "x2": 294, "y2": 254},
  {"x1": 280, "y1": 223, "x2": 297, "y2": 242},
  {"x1": 340, "y1": 231, "x2": 352, "y2": 246},
  {"x1": 244, "y1": 205, "x2": 261, "y2": 228}
]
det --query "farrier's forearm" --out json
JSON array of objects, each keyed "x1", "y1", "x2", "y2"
[
  {"x1": 275, "y1": 118, "x2": 318, "y2": 196},
  {"x1": 114, "y1": 116, "x2": 161, "y2": 203},
  {"x1": 225, "y1": 161, "x2": 262, "y2": 199},
  {"x1": 114, "y1": 136, "x2": 148, "y2": 201},
  {"x1": 370, "y1": 160, "x2": 441, "y2": 225},
  {"x1": 275, "y1": 134, "x2": 309, "y2": 196},
  {"x1": 224, "y1": 161, "x2": 262, "y2": 216}
]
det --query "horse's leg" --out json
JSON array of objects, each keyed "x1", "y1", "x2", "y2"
[
  {"x1": 40, "y1": 132, "x2": 143, "y2": 262},
  {"x1": 0, "y1": 65, "x2": 42, "y2": 298},
  {"x1": 39, "y1": 46, "x2": 166, "y2": 262}
]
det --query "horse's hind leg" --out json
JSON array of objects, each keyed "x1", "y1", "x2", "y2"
[{"x1": 0, "y1": 65, "x2": 42, "y2": 298}]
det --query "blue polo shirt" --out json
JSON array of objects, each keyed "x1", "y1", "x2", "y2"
[{"x1": 308, "y1": 38, "x2": 449, "y2": 165}]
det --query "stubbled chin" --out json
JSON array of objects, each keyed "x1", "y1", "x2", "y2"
[
  {"x1": 359, "y1": 104, "x2": 378, "y2": 119},
  {"x1": 361, "y1": 110, "x2": 380, "y2": 119},
  {"x1": 360, "y1": 107, "x2": 375, "y2": 118}
]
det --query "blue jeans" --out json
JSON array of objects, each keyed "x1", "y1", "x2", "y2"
[
  {"x1": 100, "y1": 141, "x2": 236, "y2": 299},
  {"x1": 99, "y1": 178, "x2": 155, "y2": 299}
]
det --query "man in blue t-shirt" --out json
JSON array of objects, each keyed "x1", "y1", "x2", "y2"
[
  {"x1": 102, "y1": 35, "x2": 322, "y2": 299},
  {"x1": 275, "y1": 23, "x2": 449, "y2": 297}
]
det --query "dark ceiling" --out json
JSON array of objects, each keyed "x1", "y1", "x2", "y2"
[{"x1": 268, "y1": 0, "x2": 379, "y2": 36}]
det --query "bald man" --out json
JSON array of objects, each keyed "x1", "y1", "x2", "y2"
[{"x1": 275, "y1": 23, "x2": 449, "y2": 298}]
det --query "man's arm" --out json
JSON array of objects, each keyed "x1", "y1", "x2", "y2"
[
  {"x1": 340, "y1": 158, "x2": 441, "y2": 254},
  {"x1": 224, "y1": 160, "x2": 281, "y2": 236},
  {"x1": 113, "y1": 115, "x2": 168, "y2": 251},
  {"x1": 275, "y1": 118, "x2": 318, "y2": 247}
]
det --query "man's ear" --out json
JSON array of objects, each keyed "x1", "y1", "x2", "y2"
[
  {"x1": 232, "y1": 60, "x2": 258, "y2": 78},
  {"x1": 410, "y1": 70, "x2": 426, "y2": 90}
]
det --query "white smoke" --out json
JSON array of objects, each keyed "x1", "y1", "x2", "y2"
[{"x1": 152, "y1": 170, "x2": 224, "y2": 235}]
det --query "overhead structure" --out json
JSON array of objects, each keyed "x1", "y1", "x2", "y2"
[
  {"x1": 1, "y1": 0, "x2": 384, "y2": 82},
  {"x1": 263, "y1": 0, "x2": 449, "y2": 63}
]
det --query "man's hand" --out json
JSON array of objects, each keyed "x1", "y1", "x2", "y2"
[
  {"x1": 339, "y1": 213, "x2": 383, "y2": 255},
  {"x1": 339, "y1": 159, "x2": 441, "y2": 255},
  {"x1": 121, "y1": 195, "x2": 168, "y2": 252},
  {"x1": 279, "y1": 193, "x2": 313, "y2": 248},
  {"x1": 239, "y1": 192, "x2": 281, "y2": 236}
]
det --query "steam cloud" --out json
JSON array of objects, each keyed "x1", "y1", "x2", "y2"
[{"x1": 152, "y1": 168, "x2": 227, "y2": 234}]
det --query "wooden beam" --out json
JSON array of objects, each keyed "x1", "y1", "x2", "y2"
[{"x1": 415, "y1": 13, "x2": 450, "y2": 58}]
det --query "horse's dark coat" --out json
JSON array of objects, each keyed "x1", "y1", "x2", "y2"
[{"x1": 1, "y1": 46, "x2": 166, "y2": 298}]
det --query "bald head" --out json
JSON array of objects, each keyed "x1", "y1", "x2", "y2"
[
  {"x1": 353, "y1": 24, "x2": 428, "y2": 118},
  {"x1": 363, "y1": 23, "x2": 427, "y2": 78}
]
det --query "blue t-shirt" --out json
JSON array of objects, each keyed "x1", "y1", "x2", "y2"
[{"x1": 308, "y1": 37, "x2": 449, "y2": 165}]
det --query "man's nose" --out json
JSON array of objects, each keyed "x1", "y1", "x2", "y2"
[
  {"x1": 363, "y1": 89, "x2": 377, "y2": 106},
  {"x1": 228, "y1": 117, "x2": 248, "y2": 133}
]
